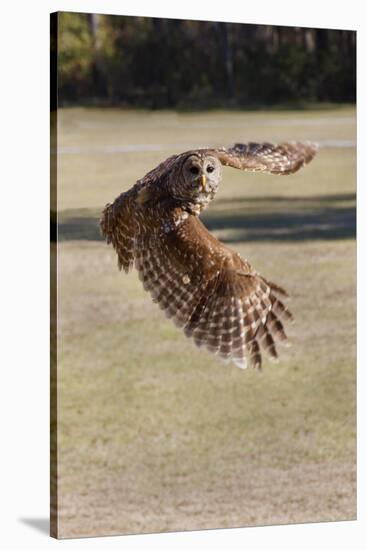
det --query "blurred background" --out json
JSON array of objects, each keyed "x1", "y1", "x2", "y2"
[
  {"x1": 52, "y1": 12, "x2": 356, "y2": 540},
  {"x1": 56, "y1": 13, "x2": 356, "y2": 109}
]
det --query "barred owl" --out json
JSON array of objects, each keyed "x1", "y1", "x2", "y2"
[{"x1": 100, "y1": 142, "x2": 317, "y2": 369}]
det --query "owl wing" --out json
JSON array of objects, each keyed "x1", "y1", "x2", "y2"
[
  {"x1": 100, "y1": 153, "x2": 181, "y2": 269},
  {"x1": 215, "y1": 141, "x2": 318, "y2": 175},
  {"x1": 135, "y1": 214, "x2": 292, "y2": 369},
  {"x1": 100, "y1": 190, "x2": 137, "y2": 273}
]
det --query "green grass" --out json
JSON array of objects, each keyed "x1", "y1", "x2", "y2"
[{"x1": 55, "y1": 107, "x2": 356, "y2": 538}]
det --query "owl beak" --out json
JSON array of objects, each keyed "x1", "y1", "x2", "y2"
[{"x1": 200, "y1": 174, "x2": 207, "y2": 192}]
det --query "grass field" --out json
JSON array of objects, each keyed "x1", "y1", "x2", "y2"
[{"x1": 54, "y1": 107, "x2": 356, "y2": 538}]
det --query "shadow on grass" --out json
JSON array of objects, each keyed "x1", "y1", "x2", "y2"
[{"x1": 54, "y1": 193, "x2": 356, "y2": 243}]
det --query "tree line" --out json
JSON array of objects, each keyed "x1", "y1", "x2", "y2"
[{"x1": 54, "y1": 12, "x2": 356, "y2": 108}]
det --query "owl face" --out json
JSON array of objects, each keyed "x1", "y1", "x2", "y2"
[{"x1": 171, "y1": 153, "x2": 222, "y2": 211}]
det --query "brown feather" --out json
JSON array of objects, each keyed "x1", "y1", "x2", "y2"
[
  {"x1": 100, "y1": 141, "x2": 317, "y2": 369},
  {"x1": 216, "y1": 141, "x2": 318, "y2": 175}
]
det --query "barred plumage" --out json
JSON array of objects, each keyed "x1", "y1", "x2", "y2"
[{"x1": 100, "y1": 141, "x2": 317, "y2": 369}]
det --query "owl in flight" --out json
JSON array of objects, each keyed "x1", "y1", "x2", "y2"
[{"x1": 100, "y1": 142, "x2": 317, "y2": 369}]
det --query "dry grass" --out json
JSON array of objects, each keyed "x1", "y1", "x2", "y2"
[{"x1": 54, "y1": 107, "x2": 356, "y2": 538}]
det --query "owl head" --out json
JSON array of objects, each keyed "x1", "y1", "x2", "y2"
[{"x1": 169, "y1": 152, "x2": 222, "y2": 212}]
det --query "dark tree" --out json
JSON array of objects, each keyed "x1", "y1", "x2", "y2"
[{"x1": 56, "y1": 13, "x2": 356, "y2": 108}]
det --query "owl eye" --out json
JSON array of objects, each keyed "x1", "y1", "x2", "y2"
[
  {"x1": 189, "y1": 166, "x2": 200, "y2": 175},
  {"x1": 206, "y1": 165, "x2": 215, "y2": 173}
]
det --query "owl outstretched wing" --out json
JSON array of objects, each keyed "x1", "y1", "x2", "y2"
[
  {"x1": 135, "y1": 212, "x2": 292, "y2": 369},
  {"x1": 215, "y1": 141, "x2": 318, "y2": 175}
]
